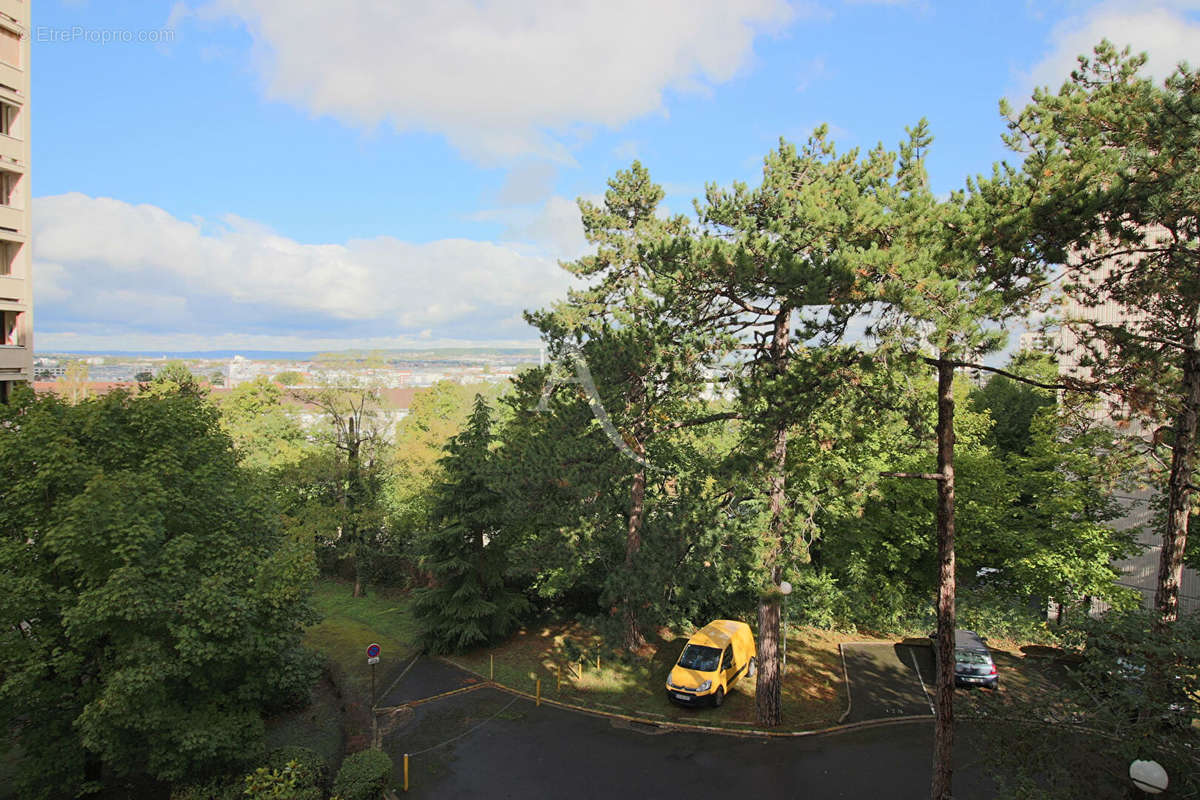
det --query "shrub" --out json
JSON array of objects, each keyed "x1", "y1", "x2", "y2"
[
  {"x1": 265, "y1": 746, "x2": 328, "y2": 790},
  {"x1": 332, "y1": 750, "x2": 393, "y2": 800},
  {"x1": 243, "y1": 763, "x2": 322, "y2": 799}
]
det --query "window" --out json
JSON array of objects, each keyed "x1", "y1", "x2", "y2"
[
  {"x1": 722, "y1": 645, "x2": 734, "y2": 670},
  {"x1": 0, "y1": 170, "x2": 17, "y2": 206},
  {"x1": 2, "y1": 310, "x2": 19, "y2": 346},
  {"x1": 0, "y1": 103, "x2": 17, "y2": 137},
  {"x1": 0, "y1": 241, "x2": 15, "y2": 275}
]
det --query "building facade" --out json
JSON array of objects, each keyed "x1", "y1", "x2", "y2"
[{"x1": 0, "y1": 0, "x2": 28, "y2": 403}]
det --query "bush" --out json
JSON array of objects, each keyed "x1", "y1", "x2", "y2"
[
  {"x1": 169, "y1": 779, "x2": 242, "y2": 800},
  {"x1": 784, "y1": 569, "x2": 844, "y2": 630},
  {"x1": 265, "y1": 746, "x2": 328, "y2": 790},
  {"x1": 243, "y1": 763, "x2": 322, "y2": 799},
  {"x1": 332, "y1": 750, "x2": 393, "y2": 800}
]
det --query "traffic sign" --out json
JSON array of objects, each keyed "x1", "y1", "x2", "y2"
[{"x1": 366, "y1": 642, "x2": 381, "y2": 661}]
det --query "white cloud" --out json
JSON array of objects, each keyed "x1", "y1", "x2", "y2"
[
  {"x1": 496, "y1": 161, "x2": 558, "y2": 206},
  {"x1": 183, "y1": 0, "x2": 795, "y2": 162},
  {"x1": 34, "y1": 193, "x2": 577, "y2": 348},
  {"x1": 1018, "y1": 3, "x2": 1200, "y2": 99}
]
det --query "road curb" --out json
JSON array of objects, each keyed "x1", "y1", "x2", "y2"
[{"x1": 437, "y1": 656, "x2": 936, "y2": 740}]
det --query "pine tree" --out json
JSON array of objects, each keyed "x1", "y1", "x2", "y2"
[{"x1": 413, "y1": 396, "x2": 527, "y2": 654}]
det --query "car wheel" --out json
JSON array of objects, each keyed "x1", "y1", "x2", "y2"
[
  {"x1": 712, "y1": 687, "x2": 725, "y2": 707},
  {"x1": 747, "y1": 657, "x2": 757, "y2": 678}
]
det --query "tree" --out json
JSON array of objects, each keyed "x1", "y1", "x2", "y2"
[
  {"x1": 57, "y1": 359, "x2": 90, "y2": 404},
  {"x1": 981, "y1": 610, "x2": 1199, "y2": 799},
  {"x1": 684, "y1": 129, "x2": 894, "y2": 725},
  {"x1": 1006, "y1": 41, "x2": 1200, "y2": 621},
  {"x1": 0, "y1": 389, "x2": 319, "y2": 798},
  {"x1": 527, "y1": 162, "x2": 724, "y2": 651},
  {"x1": 851, "y1": 120, "x2": 1060, "y2": 799},
  {"x1": 142, "y1": 361, "x2": 209, "y2": 398},
  {"x1": 292, "y1": 379, "x2": 387, "y2": 597},
  {"x1": 218, "y1": 376, "x2": 310, "y2": 474},
  {"x1": 412, "y1": 396, "x2": 527, "y2": 653}
]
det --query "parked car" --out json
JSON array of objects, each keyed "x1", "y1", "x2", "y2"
[
  {"x1": 930, "y1": 629, "x2": 998, "y2": 689},
  {"x1": 665, "y1": 620, "x2": 756, "y2": 707}
]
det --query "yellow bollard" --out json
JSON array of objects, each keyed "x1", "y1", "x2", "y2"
[
  {"x1": 536, "y1": 678, "x2": 542, "y2": 706},
  {"x1": 597, "y1": 654, "x2": 601, "y2": 671},
  {"x1": 403, "y1": 753, "x2": 409, "y2": 792},
  {"x1": 490, "y1": 654, "x2": 494, "y2": 681}
]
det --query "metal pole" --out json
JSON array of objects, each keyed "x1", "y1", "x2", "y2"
[
  {"x1": 782, "y1": 598, "x2": 787, "y2": 671},
  {"x1": 371, "y1": 662, "x2": 376, "y2": 709},
  {"x1": 403, "y1": 753, "x2": 409, "y2": 792}
]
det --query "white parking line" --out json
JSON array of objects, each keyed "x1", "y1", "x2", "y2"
[{"x1": 907, "y1": 648, "x2": 935, "y2": 716}]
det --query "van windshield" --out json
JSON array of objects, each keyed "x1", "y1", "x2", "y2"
[{"x1": 677, "y1": 644, "x2": 721, "y2": 672}]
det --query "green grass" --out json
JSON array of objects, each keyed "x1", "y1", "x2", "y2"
[
  {"x1": 446, "y1": 618, "x2": 852, "y2": 731},
  {"x1": 304, "y1": 578, "x2": 421, "y2": 697},
  {"x1": 264, "y1": 578, "x2": 421, "y2": 768}
]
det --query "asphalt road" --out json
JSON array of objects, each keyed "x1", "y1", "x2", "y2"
[
  {"x1": 381, "y1": 657, "x2": 995, "y2": 799},
  {"x1": 841, "y1": 642, "x2": 935, "y2": 723}
]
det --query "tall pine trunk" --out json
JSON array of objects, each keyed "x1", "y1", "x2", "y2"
[
  {"x1": 755, "y1": 306, "x2": 790, "y2": 727},
  {"x1": 930, "y1": 356, "x2": 957, "y2": 800},
  {"x1": 1156, "y1": 337, "x2": 1200, "y2": 622},
  {"x1": 623, "y1": 452, "x2": 648, "y2": 652}
]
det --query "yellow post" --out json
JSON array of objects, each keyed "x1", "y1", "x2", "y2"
[
  {"x1": 597, "y1": 654, "x2": 601, "y2": 671},
  {"x1": 403, "y1": 753, "x2": 409, "y2": 792},
  {"x1": 490, "y1": 654, "x2": 494, "y2": 681},
  {"x1": 536, "y1": 678, "x2": 542, "y2": 706}
]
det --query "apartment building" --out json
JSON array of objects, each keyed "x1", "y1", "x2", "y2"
[
  {"x1": 1057, "y1": 245, "x2": 1200, "y2": 616},
  {"x1": 0, "y1": 0, "x2": 28, "y2": 403}
]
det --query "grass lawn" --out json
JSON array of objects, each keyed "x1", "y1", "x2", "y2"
[
  {"x1": 446, "y1": 618, "x2": 858, "y2": 731},
  {"x1": 264, "y1": 578, "x2": 422, "y2": 764},
  {"x1": 303, "y1": 578, "x2": 421, "y2": 698}
]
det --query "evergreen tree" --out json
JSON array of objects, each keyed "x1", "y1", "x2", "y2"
[{"x1": 412, "y1": 396, "x2": 527, "y2": 654}]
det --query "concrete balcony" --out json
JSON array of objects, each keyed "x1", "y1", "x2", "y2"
[
  {"x1": 0, "y1": 203, "x2": 23, "y2": 233},
  {"x1": 0, "y1": 1, "x2": 24, "y2": 28},
  {"x1": 0, "y1": 134, "x2": 23, "y2": 166},
  {"x1": 0, "y1": 60, "x2": 22, "y2": 95},
  {"x1": 0, "y1": 274, "x2": 22, "y2": 300},
  {"x1": 0, "y1": 344, "x2": 28, "y2": 371}
]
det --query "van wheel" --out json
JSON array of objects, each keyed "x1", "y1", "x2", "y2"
[
  {"x1": 747, "y1": 657, "x2": 757, "y2": 678},
  {"x1": 712, "y1": 687, "x2": 725, "y2": 707}
]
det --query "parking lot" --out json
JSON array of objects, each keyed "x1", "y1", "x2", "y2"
[{"x1": 840, "y1": 642, "x2": 935, "y2": 723}]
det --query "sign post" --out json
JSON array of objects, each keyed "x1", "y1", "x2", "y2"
[{"x1": 366, "y1": 643, "x2": 381, "y2": 709}]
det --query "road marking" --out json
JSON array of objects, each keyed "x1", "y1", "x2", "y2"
[
  {"x1": 907, "y1": 648, "x2": 935, "y2": 716},
  {"x1": 837, "y1": 643, "x2": 853, "y2": 724},
  {"x1": 378, "y1": 652, "x2": 421, "y2": 705}
]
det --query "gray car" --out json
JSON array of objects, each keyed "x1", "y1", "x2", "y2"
[
  {"x1": 952, "y1": 629, "x2": 998, "y2": 689},
  {"x1": 930, "y1": 629, "x2": 999, "y2": 689}
]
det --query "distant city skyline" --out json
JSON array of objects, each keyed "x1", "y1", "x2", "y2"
[{"x1": 32, "y1": 1, "x2": 1200, "y2": 353}]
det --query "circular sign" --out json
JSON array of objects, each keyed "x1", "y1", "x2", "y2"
[
  {"x1": 779, "y1": 581, "x2": 793, "y2": 596},
  {"x1": 366, "y1": 643, "x2": 381, "y2": 659}
]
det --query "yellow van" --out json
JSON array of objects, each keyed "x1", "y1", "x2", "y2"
[{"x1": 665, "y1": 620, "x2": 757, "y2": 707}]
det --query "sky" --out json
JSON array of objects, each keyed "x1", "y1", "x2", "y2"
[{"x1": 29, "y1": 0, "x2": 1200, "y2": 354}]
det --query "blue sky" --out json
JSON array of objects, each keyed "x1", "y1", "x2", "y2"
[{"x1": 30, "y1": 0, "x2": 1200, "y2": 353}]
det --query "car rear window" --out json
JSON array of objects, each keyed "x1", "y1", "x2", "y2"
[{"x1": 956, "y1": 650, "x2": 991, "y2": 665}]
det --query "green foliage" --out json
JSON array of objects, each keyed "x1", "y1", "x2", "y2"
[
  {"x1": 413, "y1": 397, "x2": 528, "y2": 653},
  {"x1": 970, "y1": 351, "x2": 1057, "y2": 455},
  {"x1": 331, "y1": 749, "x2": 392, "y2": 800},
  {"x1": 143, "y1": 360, "x2": 209, "y2": 397},
  {"x1": 218, "y1": 377, "x2": 311, "y2": 475},
  {"x1": 264, "y1": 746, "x2": 327, "y2": 790},
  {"x1": 242, "y1": 762, "x2": 322, "y2": 799},
  {"x1": 981, "y1": 610, "x2": 1200, "y2": 799},
  {"x1": 273, "y1": 370, "x2": 304, "y2": 385},
  {"x1": 0, "y1": 390, "x2": 320, "y2": 798}
]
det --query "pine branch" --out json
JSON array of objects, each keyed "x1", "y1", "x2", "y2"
[
  {"x1": 880, "y1": 471, "x2": 945, "y2": 480},
  {"x1": 647, "y1": 410, "x2": 744, "y2": 439},
  {"x1": 924, "y1": 356, "x2": 1092, "y2": 392}
]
